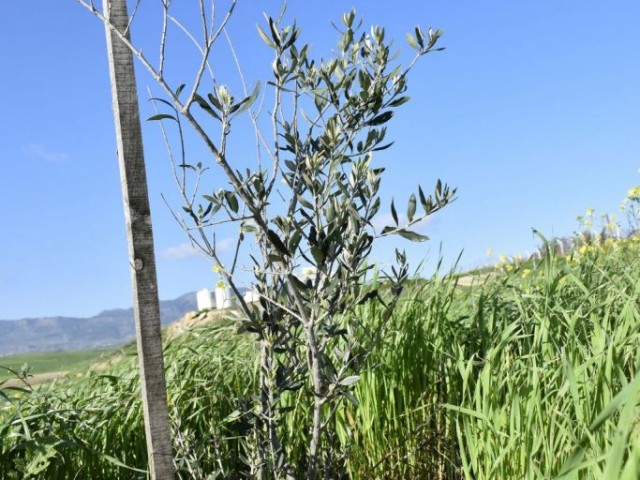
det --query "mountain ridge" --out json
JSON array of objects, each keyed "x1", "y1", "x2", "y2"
[{"x1": 0, "y1": 292, "x2": 198, "y2": 356}]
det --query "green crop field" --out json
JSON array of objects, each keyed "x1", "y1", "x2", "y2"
[
  {"x1": 3, "y1": 204, "x2": 640, "y2": 479},
  {"x1": 0, "y1": 349, "x2": 115, "y2": 382},
  {"x1": 3, "y1": 233, "x2": 640, "y2": 478}
]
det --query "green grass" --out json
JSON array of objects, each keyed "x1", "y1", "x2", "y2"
[
  {"x1": 0, "y1": 349, "x2": 115, "y2": 381},
  {"x1": 2, "y1": 233, "x2": 640, "y2": 479}
]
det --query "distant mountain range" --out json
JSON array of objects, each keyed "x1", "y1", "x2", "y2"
[{"x1": 0, "y1": 293, "x2": 198, "y2": 356}]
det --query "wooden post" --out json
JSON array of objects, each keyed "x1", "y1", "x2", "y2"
[{"x1": 102, "y1": 0, "x2": 174, "y2": 478}]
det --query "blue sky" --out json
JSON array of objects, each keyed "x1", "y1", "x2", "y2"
[{"x1": 0, "y1": 1, "x2": 638, "y2": 320}]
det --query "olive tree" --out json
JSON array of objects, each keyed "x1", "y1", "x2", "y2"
[{"x1": 79, "y1": 1, "x2": 453, "y2": 478}]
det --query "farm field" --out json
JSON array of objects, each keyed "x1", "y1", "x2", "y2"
[
  {"x1": 2, "y1": 220, "x2": 640, "y2": 478},
  {"x1": 0, "y1": 349, "x2": 116, "y2": 383}
]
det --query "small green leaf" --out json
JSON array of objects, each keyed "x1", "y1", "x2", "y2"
[
  {"x1": 428, "y1": 28, "x2": 443, "y2": 48},
  {"x1": 367, "y1": 111, "x2": 393, "y2": 126},
  {"x1": 218, "y1": 85, "x2": 231, "y2": 106},
  {"x1": 290, "y1": 274, "x2": 311, "y2": 291},
  {"x1": 371, "y1": 142, "x2": 394, "y2": 152},
  {"x1": 223, "y1": 410, "x2": 242, "y2": 423},
  {"x1": 356, "y1": 289, "x2": 379, "y2": 305},
  {"x1": 256, "y1": 25, "x2": 275, "y2": 48},
  {"x1": 267, "y1": 229, "x2": 290, "y2": 258},
  {"x1": 267, "y1": 253, "x2": 284, "y2": 264},
  {"x1": 339, "y1": 375, "x2": 360, "y2": 386},
  {"x1": 149, "y1": 97, "x2": 174, "y2": 108},
  {"x1": 389, "y1": 96, "x2": 410, "y2": 107},
  {"x1": 418, "y1": 186, "x2": 428, "y2": 208},
  {"x1": 201, "y1": 202, "x2": 213, "y2": 218},
  {"x1": 310, "y1": 246, "x2": 325, "y2": 265},
  {"x1": 299, "y1": 196, "x2": 313, "y2": 209},
  {"x1": 415, "y1": 27, "x2": 425, "y2": 48},
  {"x1": 358, "y1": 70, "x2": 371, "y2": 90},
  {"x1": 406, "y1": 32, "x2": 419, "y2": 50},
  {"x1": 396, "y1": 229, "x2": 429, "y2": 242},
  {"x1": 147, "y1": 113, "x2": 176, "y2": 121},
  {"x1": 207, "y1": 93, "x2": 222, "y2": 110},
  {"x1": 193, "y1": 93, "x2": 221, "y2": 120},
  {"x1": 229, "y1": 82, "x2": 260, "y2": 116},
  {"x1": 268, "y1": 17, "x2": 281, "y2": 47},
  {"x1": 243, "y1": 82, "x2": 261, "y2": 112},
  {"x1": 407, "y1": 194, "x2": 417, "y2": 222},
  {"x1": 342, "y1": 10, "x2": 355, "y2": 28},
  {"x1": 193, "y1": 93, "x2": 210, "y2": 109},
  {"x1": 343, "y1": 391, "x2": 359, "y2": 406},
  {"x1": 390, "y1": 199, "x2": 398, "y2": 225},
  {"x1": 224, "y1": 191, "x2": 239, "y2": 213}
]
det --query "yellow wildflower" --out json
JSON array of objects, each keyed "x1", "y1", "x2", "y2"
[
  {"x1": 627, "y1": 186, "x2": 640, "y2": 200},
  {"x1": 212, "y1": 264, "x2": 222, "y2": 273}
]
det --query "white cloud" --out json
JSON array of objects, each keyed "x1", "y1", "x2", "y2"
[
  {"x1": 23, "y1": 144, "x2": 70, "y2": 163},
  {"x1": 371, "y1": 212, "x2": 397, "y2": 231},
  {"x1": 160, "y1": 237, "x2": 236, "y2": 260},
  {"x1": 216, "y1": 237, "x2": 236, "y2": 252},
  {"x1": 161, "y1": 243, "x2": 199, "y2": 260}
]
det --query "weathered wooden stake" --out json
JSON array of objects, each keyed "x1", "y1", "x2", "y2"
[{"x1": 103, "y1": 0, "x2": 174, "y2": 478}]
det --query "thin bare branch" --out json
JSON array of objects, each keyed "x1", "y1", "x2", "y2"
[
  {"x1": 124, "y1": 0, "x2": 142, "y2": 37},
  {"x1": 159, "y1": 0, "x2": 170, "y2": 75},
  {"x1": 185, "y1": 0, "x2": 237, "y2": 110},
  {"x1": 210, "y1": 0, "x2": 237, "y2": 44},
  {"x1": 229, "y1": 229, "x2": 243, "y2": 275},
  {"x1": 185, "y1": 215, "x2": 253, "y2": 230},
  {"x1": 223, "y1": 28, "x2": 273, "y2": 161},
  {"x1": 168, "y1": 14, "x2": 216, "y2": 81},
  {"x1": 147, "y1": 87, "x2": 186, "y2": 199},
  {"x1": 77, "y1": 0, "x2": 177, "y2": 107}
]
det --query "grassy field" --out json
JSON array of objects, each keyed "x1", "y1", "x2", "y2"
[
  {"x1": 2, "y1": 214, "x2": 640, "y2": 478},
  {"x1": 0, "y1": 349, "x2": 116, "y2": 382}
]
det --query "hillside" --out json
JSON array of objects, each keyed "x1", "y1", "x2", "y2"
[{"x1": 0, "y1": 292, "x2": 197, "y2": 356}]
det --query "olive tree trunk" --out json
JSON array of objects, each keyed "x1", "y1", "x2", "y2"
[{"x1": 103, "y1": 0, "x2": 174, "y2": 477}]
